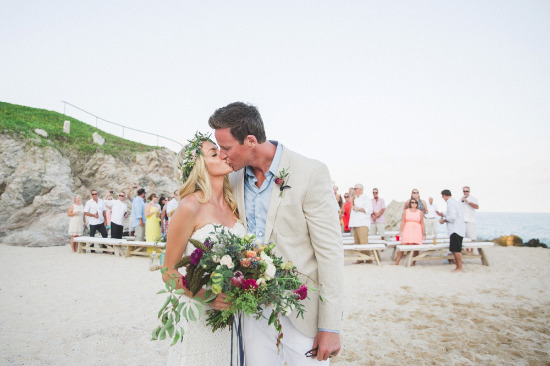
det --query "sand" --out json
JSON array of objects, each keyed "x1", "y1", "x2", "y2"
[{"x1": 1, "y1": 244, "x2": 549, "y2": 365}]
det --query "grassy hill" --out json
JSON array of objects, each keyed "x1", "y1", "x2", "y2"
[{"x1": 0, "y1": 101, "x2": 161, "y2": 157}]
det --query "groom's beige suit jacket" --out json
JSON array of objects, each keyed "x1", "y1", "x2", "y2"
[{"x1": 229, "y1": 144, "x2": 344, "y2": 337}]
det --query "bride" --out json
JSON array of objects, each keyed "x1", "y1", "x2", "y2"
[{"x1": 162, "y1": 132, "x2": 245, "y2": 365}]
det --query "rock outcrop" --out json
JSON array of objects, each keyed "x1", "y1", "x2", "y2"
[
  {"x1": 493, "y1": 235, "x2": 524, "y2": 247},
  {"x1": 0, "y1": 134, "x2": 180, "y2": 247},
  {"x1": 383, "y1": 200, "x2": 405, "y2": 231}
]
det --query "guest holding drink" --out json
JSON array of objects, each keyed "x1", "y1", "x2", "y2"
[
  {"x1": 67, "y1": 195, "x2": 85, "y2": 252},
  {"x1": 393, "y1": 199, "x2": 426, "y2": 265}
]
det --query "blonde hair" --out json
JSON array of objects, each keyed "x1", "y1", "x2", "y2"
[
  {"x1": 74, "y1": 195, "x2": 81, "y2": 203},
  {"x1": 177, "y1": 153, "x2": 239, "y2": 218}
]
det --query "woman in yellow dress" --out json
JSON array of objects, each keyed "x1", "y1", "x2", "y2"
[{"x1": 145, "y1": 193, "x2": 161, "y2": 242}]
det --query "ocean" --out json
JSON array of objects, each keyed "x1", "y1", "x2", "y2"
[{"x1": 437, "y1": 212, "x2": 550, "y2": 245}]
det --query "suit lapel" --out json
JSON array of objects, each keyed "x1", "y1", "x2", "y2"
[{"x1": 264, "y1": 146, "x2": 291, "y2": 242}]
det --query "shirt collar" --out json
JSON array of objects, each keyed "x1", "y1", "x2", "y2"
[{"x1": 245, "y1": 141, "x2": 283, "y2": 178}]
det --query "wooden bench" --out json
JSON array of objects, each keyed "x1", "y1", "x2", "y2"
[
  {"x1": 387, "y1": 238, "x2": 472, "y2": 260},
  {"x1": 74, "y1": 237, "x2": 127, "y2": 256},
  {"x1": 396, "y1": 242, "x2": 494, "y2": 267},
  {"x1": 343, "y1": 243, "x2": 387, "y2": 266},
  {"x1": 73, "y1": 237, "x2": 164, "y2": 258},
  {"x1": 122, "y1": 240, "x2": 165, "y2": 258}
]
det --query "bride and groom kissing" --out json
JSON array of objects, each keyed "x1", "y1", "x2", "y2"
[{"x1": 162, "y1": 102, "x2": 344, "y2": 365}]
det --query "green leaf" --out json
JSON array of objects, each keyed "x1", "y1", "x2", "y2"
[
  {"x1": 174, "y1": 289, "x2": 185, "y2": 295},
  {"x1": 189, "y1": 307, "x2": 196, "y2": 321},
  {"x1": 170, "y1": 331, "x2": 180, "y2": 346},
  {"x1": 168, "y1": 324, "x2": 175, "y2": 338},
  {"x1": 158, "y1": 297, "x2": 170, "y2": 318},
  {"x1": 157, "y1": 289, "x2": 167, "y2": 294},
  {"x1": 194, "y1": 302, "x2": 204, "y2": 319},
  {"x1": 159, "y1": 329, "x2": 166, "y2": 340},
  {"x1": 151, "y1": 326, "x2": 161, "y2": 340}
]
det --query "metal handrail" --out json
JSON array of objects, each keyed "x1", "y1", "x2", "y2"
[{"x1": 61, "y1": 101, "x2": 183, "y2": 150}]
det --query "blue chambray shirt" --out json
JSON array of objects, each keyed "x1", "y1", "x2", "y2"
[{"x1": 244, "y1": 142, "x2": 283, "y2": 242}]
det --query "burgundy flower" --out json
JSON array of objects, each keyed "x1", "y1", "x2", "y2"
[
  {"x1": 190, "y1": 248, "x2": 204, "y2": 266},
  {"x1": 294, "y1": 284, "x2": 308, "y2": 300},
  {"x1": 275, "y1": 178, "x2": 283, "y2": 185},
  {"x1": 181, "y1": 275, "x2": 188, "y2": 290},
  {"x1": 241, "y1": 278, "x2": 258, "y2": 292},
  {"x1": 230, "y1": 271, "x2": 244, "y2": 288},
  {"x1": 204, "y1": 239, "x2": 212, "y2": 249}
]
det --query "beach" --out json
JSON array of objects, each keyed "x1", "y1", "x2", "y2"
[{"x1": 1, "y1": 244, "x2": 549, "y2": 365}]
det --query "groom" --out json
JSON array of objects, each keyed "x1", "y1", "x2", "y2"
[{"x1": 209, "y1": 102, "x2": 344, "y2": 364}]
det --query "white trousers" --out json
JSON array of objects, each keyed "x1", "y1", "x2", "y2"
[{"x1": 243, "y1": 309, "x2": 330, "y2": 366}]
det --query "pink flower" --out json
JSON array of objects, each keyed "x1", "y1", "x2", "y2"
[
  {"x1": 294, "y1": 284, "x2": 308, "y2": 300},
  {"x1": 181, "y1": 275, "x2": 188, "y2": 290},
  {"x1": 230, "y1": 271, "x2": 244, "y2": 288},
  {"x1": 242, "y1": 278, "x2": 258, "y2": 292},
  {"x1": 275, "y1": 178, "x2": 283, "y2": 185}
]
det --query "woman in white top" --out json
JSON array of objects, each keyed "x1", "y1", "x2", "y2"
[{"x1": 67, "y1": 195, "x2": 85, "y2": 252}]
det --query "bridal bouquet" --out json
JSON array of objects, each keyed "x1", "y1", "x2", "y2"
[{"x1": 153, "y1": 226, "x2": 310, "y2": 347}]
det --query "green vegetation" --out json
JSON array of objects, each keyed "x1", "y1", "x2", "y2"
[{"x1": 0, "y1": 101, "x2": 161, "y2": 158}]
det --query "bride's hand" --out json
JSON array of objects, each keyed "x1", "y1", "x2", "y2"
[{"x1": 211, "y1": 293, "x2": 230, "y2": 311}]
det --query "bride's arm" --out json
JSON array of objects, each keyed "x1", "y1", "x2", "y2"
[{"x1": 161, "y1": 196, "x2": 229, "y2": 310}]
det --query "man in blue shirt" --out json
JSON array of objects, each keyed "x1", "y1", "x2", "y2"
[
  {"x1": 131, "y1": 188, "x2": 146, "y2": 241},
  {"x1": 209, "y1": 102, "x2": 343, "y2": 364}
]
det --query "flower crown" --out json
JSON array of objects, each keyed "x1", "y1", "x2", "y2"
[{"x1": 178, "y1": 131, "x2": 216, "y2": 183}]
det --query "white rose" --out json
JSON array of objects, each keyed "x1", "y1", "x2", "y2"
[
  {"x1": 220, "y1": 255, "x2": 234, "y2": 269},
  {"x1": 264, "y1": 263, "x2": 276, "y2": 280},
  {"x1": 212, "y1": 255, "x2": 220, "y2": 263},
  {"x1": 257, "y1": 277, "x2": 267, "y2": 287},
  {"x1": 260, "y1": 251, "x2": 273, "y2": 264}
]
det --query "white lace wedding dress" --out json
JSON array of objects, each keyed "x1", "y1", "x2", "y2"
[{"x1": 167, "y1": 222, "x2": 246, "y2": 366}]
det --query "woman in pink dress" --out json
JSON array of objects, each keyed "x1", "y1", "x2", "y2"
[{"x1": 393, "y1": 199, "x2": 426, "y2": 265}]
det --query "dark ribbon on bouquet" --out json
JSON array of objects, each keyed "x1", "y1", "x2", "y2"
[{"x1": 230, "y1": 312, "x2": 245, "y2": 366}]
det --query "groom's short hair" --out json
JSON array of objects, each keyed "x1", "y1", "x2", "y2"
[{"x1": 208, "y1": 102, "x2": 266, "y2": 144}]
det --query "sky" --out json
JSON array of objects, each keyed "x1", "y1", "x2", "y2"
[{"x1": 2, "y1": 1, "x2": 549, "y2": 213}]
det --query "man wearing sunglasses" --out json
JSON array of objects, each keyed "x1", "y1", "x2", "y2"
[
  {"x1": 110, "y1": 192, "x2": 128, "y2": 239},
  {"x1": 83, "y1": 190, "x2": 108, "y2": 239}
]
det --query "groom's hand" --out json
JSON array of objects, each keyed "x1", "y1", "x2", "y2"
[{"x1": 312, "y1": 331, "x2": 341, "y2": 361}]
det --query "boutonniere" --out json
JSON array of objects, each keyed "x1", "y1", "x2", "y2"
[{"x1": 275, "y1": 168, "x2": 291, "y2": 197}]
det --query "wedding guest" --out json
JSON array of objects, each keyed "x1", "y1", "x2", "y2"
[
  {"x1": 159, "y1": 196, "x2": 168, "y2": 237},
  {"x1": 349, "y1": 184, "x2": 372, "y2": 244},
  {"x1": 336, "y1": 193, "x2": 344, "y2": 229},
  {"x1": 462, "y1": 186, "x2": 479, "y2": 253},
  {"x1": 342, "y1": 192, "x2": 352, "y2": 233},
  {"x1": 165, "y1": 190, "x2": 180, "y2": 233},
  {"x1": 83, "y1": 190, "x2": 108, "y2": 238},
  {"x1": 110, "y1": 192, "x2": 128, "y2": 239},
  {"x1": 67, "y1": 195, "x2": 85, "y2": 252},
  {"x1": 103, "y1": 191, "x2": 115, "y2": 234},
  {"x1": 131, "y1": 188, "x2": 146, "y2": 241},
  {"x1": 145, "y1": 193, "x2": 161, "y2": 242},
  {"x1": 425, "y1": 197, "x2": 439, "y2": 237},
  {"x1": 404, "y1": 188, "x2": 428, "y2": 214},
  {"x1": 440, "y1": 189, "x2": 466, "y2": 272},
  {"x1": 394, "y1": 199, "x2": 425, "y2": 265},
  {"x1": 370, "y1": 188, "x2": 386, "y2": 239}
]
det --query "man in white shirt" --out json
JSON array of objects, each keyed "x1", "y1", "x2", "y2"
[
  {"x1": 440, "y1": 189, "x2": 466, "y2": 272},
  {"x1": 425, "y1": 197, "x2": 439, "y2": 237},
  {"x1": 110, "y1": 192, "x2": 128, "y2": 239},
  {"x1": 461, "y1": 186, "x2": 479, "y2": 241},
  {"x1": 84, "y1": 189, "x2": 108, "y2": 238},
  {"x1": 349, "y1": 184, "x2": 373, "y2": 245},
  {"x1": 165, "y1": 190, "x2": 180, "y2": 225}
]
